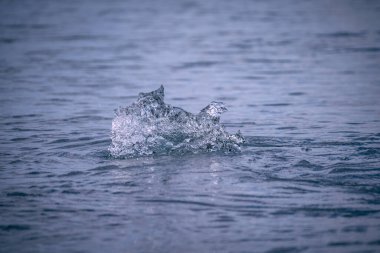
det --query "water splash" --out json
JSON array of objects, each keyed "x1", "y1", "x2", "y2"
[{"x1": 109, "y1": 86, "x2": 244, "y2": 158}]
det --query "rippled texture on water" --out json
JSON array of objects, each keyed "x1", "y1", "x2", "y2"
[{"x1": 1, "y1": 0, "x2": 380, "y2": 252}]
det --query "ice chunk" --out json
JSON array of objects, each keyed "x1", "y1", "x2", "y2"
[{"x1": 109, "y1": 86, "x2": 244, "y2": 158}]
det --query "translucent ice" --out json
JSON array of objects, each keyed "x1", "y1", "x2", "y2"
[{"x1": 109, "y1": 86, "x2": 244, "y2": 158}]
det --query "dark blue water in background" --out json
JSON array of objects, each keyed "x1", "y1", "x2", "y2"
[{"x1": 1, "y1": 0, "x2": 380, "y2": 252}]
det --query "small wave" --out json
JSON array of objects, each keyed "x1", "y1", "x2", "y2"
[
  {"x1": 288, "y1": 92, "x2": 305, "y2": 96},
  {"x1": 263, "y1": 103, "x2": 292, "y2": 107},
  {"x1": 318, "y1": 31, "x2": 366, "y2": 38},
  {"x1": 0, "y1": 224, "x2": 31, "y2": 231},
  {"x1": 58, "y1": 171, "x2": 86, "y2": 177},
  {"x1": 345, "y1": 47, "x2": 380, "y2": 53},
  {"x1": 6, "y1": 192, "x2": 29, "y2": 197},
  {"x1": 173, "y1": 61, "x2": 220, "y2": 70},
  {"x1": 294, "y1": 160, "x2": 324, "y2": 171},
  {"x1": 109, "y1": 86, "x2": 244, "y2": 158}
]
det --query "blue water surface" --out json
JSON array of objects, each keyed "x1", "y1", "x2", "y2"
[{"x1": 1, "y1": 0, "x2": 380, "y2": 252}]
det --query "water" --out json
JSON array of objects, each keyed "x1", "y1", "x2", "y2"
[{"x1": 1, "y1": 0, "x2": 380, "y2": 252}]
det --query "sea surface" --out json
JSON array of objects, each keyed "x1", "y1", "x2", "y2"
[{"x1": 1, "y1": 0, "x2": 380, "y2": 252}]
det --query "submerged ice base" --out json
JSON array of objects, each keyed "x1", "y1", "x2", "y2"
[{"x1": 109, "y1": 86, "x2": 244, "y2": 158}]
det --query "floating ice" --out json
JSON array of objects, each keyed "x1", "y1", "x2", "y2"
[{"x1": 109, "y1": 86, "x2": 244, "y2": 158}]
